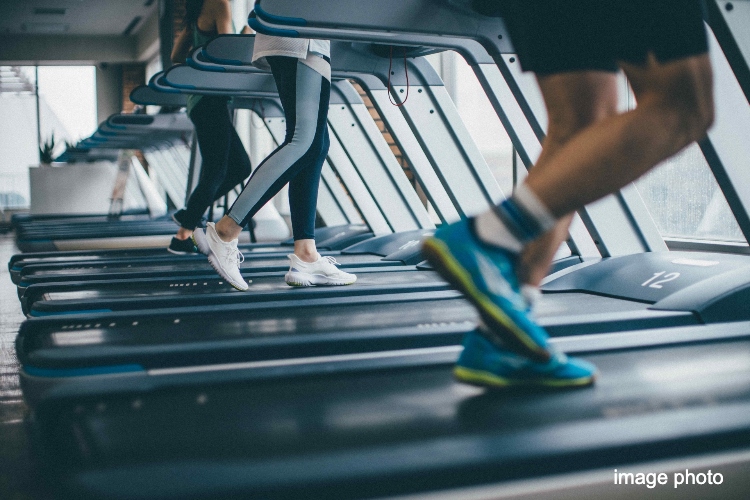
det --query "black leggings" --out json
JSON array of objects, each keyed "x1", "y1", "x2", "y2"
[
  {"x1": 181, "y1": 96, "x2": 252, "y2": 230},
  {"x1": 227, "y1": 56, "x2": 330, "y2": 240}
]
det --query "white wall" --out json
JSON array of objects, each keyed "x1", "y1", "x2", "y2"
[{"x1": 0, "y1": 95, "x2": 39, "y2": 206}]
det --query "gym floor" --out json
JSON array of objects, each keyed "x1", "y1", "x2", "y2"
[{"x1": 0, "y1": 233, "x2": 50, "y2": 500}]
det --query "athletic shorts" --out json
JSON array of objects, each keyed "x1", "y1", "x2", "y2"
[{"x1": 500, "y1": 0, "x2": 709, "y2": 75}]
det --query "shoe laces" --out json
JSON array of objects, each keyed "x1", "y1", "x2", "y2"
[
  {"x1": 316, "y1": 255, "x2": 350, "y2": 276},
  {"x1": 322, "y1": 256, "x2": 340, "y2": 266},
  {"x1": 223, "y1": 244, "x2": 244, "y2": 267},
  {"x1": 319, "y1": 255, "x2": 345, "y2": 272}
]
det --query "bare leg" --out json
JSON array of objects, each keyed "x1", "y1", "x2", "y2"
[
  {"x1": 293, "y1": 239, "x2": 320, "y2": 263},
  {"x1": 517, "y1": 72, "x2": 619, "y2": 287},
  {"x1": 176, "y1": 227, "x2": 193, "y2": 240},
  {"x1": 525, "y1": 53, "x2": 713, "y2": 218}
]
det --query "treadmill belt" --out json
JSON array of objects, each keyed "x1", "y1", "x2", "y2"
[
  {"x1": 33, "y1": 338, "x2": 750, "y2": 499},
  {"x1": 23, "y1": 297, "x2": 477, "y2": 368},
  {"x1": 15, "y1": 246, "x2": 332, "y2": 274},
  {"x1": 43, "y1": 270, "x2": 440, "y2": 301},
  {"x1": 19, "y1": 253, "x2": 392, "y2": 284},
  {"x1": 28, "y1": 270, "x2": 451, "y2": 315}
]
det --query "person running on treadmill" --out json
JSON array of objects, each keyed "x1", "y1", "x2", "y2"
[
  {"x1": 193, "y1": 31, "x2": 356, "y2": 291},
  {"x1": 167, "y1": 0, "x2": 253, "y2": 255},
  {"x1": 423, "y1": 1, "x2": 714, "y2": 388}
]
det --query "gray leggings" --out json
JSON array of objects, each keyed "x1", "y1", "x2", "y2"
[{"x1": 227, "y1": 56, "x2": 330, "y2": 240}]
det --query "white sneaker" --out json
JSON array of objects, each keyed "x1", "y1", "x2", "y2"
[
  {"x1": 285, "y1": 254, "x2": 357, "y2": 287},
  {"x1": 192, "y1": 222, "x2": 249, "y2": 291}
]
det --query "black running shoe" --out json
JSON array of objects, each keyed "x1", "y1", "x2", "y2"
[{"x1": 168, "y1": 236, "x2": 198, "y2": 255}]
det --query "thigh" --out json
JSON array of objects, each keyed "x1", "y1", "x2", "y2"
[{"x1": 537, "y1": 72, "x2": 619, "y2": 138}]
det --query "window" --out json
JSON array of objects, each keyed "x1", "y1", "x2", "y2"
[
  {"x1": 0, "y1": 65, "x2": 96, "y2": 209},
  {"x1": 635, "y1": 144, "x2": 744, "y2": 242}
]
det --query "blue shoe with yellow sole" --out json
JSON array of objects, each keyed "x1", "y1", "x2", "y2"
[
  {"x1": 454, "y1": 330, "x2": 597, "y2": 388},
  {"x1": 422, "y1": 218, "x2": 551, "y2": 362}
]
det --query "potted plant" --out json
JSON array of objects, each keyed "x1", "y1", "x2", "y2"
[{"x1": 39, "y1": 134, "x2": 56, "y2": 166}]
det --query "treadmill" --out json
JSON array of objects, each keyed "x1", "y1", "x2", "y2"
[
  {"x1": 27, "y1": 319, "x2": 750, "y2": 499},
  {"x1": 16, "y1": 72, "x2": 540, "y2": 328}
]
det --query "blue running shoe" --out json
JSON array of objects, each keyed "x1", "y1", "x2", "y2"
[
  {"x1": 454, "y1": 330, "x2": 597, "y2": 388},
  {"x1": 422, "y1": 218, "x2": 551, "y2": 362}
]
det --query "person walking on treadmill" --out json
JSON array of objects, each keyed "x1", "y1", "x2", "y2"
[
  {"x1": 423, "y1": 1, "x2": 714, "y2": 388},
  {"x1": 193, "y1": 31, "x2": 356, "y2": 291},
  {"x1": 168, "y1": 0, "x2": 252, "y2": 255}
]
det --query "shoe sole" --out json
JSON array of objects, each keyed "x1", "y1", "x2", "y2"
[
  {"x1": 193, "y1": 231, "x2": 249, "y2": 292},
  {"x1": 285, "y1": 271, "x2": 357, "y2": 287},
  {"x1": 453, "y1": 366, "x2": 596, "y2": 389},
  {"x1": 166, "y1": 248, "x2": 196, "y2": 256},
  {"x1": 422, "y1": 238, "x2": 551, "y2": 363}
]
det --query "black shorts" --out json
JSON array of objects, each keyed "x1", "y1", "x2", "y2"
[{"x1": 500, "y1": 0, "x2": 709, "y2": 75}]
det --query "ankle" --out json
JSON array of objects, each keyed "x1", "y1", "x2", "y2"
[
  {"x1": 214, "y1": 218, "x2": 241, "y2": 242},
  {"x1": 295, "y1": 250, "x2": 320, "y2": 263},
  {"x1": 214, "y1": 228, "x2": 234, "y2": 243},
  {"x1": 176, "y1": 228, "x2": 193, "y2": 240},
  {"x1": 293, "y1": 238, "x2": 319, "y2": 263}
]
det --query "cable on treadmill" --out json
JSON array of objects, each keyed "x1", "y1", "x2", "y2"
[{"x1": 388, "y1": 46, "x2": 410, "y2": 107}]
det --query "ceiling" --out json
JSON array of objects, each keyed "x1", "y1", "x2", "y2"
[{"x1": 0, "y1": 0, "x2": 158, "y2": 36}]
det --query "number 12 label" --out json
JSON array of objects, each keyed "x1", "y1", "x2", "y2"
[{"x1": 641, "y1": 271, "x2": 680, "y2": 289}]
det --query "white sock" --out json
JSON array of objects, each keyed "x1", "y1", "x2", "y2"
[{"x1": 473, "y1": 183, "x2": 557, "y2": 252}]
